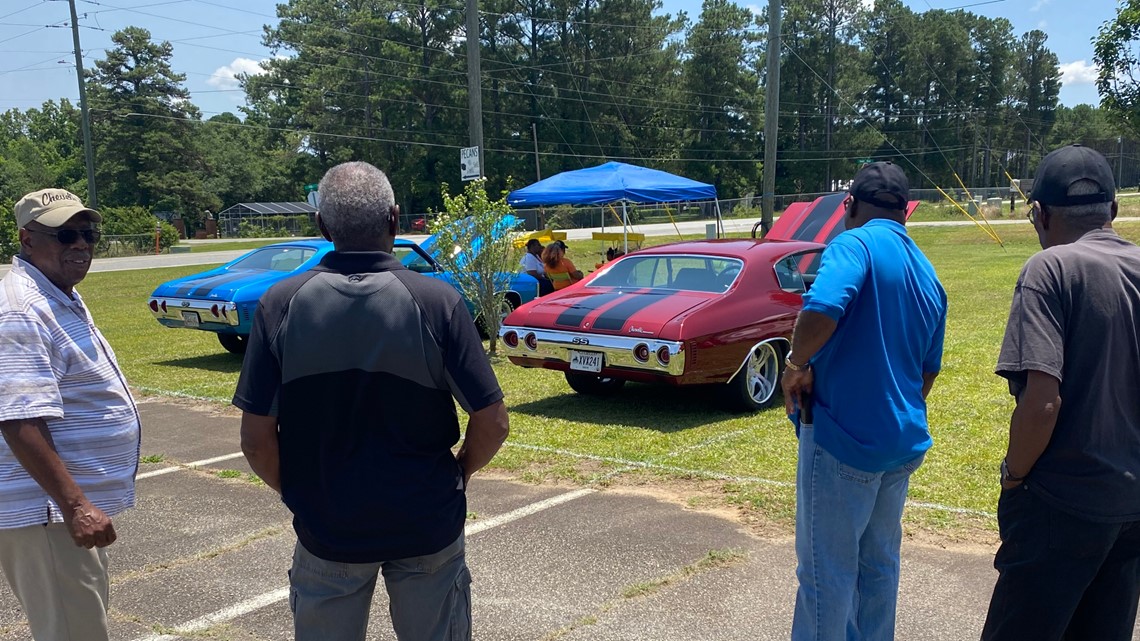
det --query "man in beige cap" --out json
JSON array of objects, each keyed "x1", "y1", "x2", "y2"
[{"x1": 0, "y1": 189, "x2": 140, "y2": 641}]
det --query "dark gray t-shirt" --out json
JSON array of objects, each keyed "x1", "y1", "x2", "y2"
[{"x1": 997, "y1": 229, "x2": 1140, "y2": 522}]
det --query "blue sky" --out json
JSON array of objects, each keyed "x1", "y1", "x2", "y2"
[{"x1": 0, "y1": 0, "x2": 1119, "y2": 119}]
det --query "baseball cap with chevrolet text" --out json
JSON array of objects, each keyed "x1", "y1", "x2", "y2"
[{"x1": 15, "y1": 189, "x2": 102, "y2": 229}]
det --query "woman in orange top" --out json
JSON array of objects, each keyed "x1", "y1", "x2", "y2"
[{"x1": 541, "y1": 241, "x2": 584, "y2": 291}]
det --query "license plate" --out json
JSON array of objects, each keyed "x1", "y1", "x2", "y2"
[
  {"x1": 569, "y1": 350, "x2": 603, "y2": 373},
  {"x1": 181, "y1": 311, "x2": 200, "y2": 328}
]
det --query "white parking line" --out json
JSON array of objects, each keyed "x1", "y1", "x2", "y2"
[
  {"x1": 133, "y1": 588, "x2": 290, "y2": 641},
  {"x1": 136, "y1": 452, "x2": 246, "y2": 480},
  {"x1": 128, "y1": 488, "x2": 594, "y2": 641},
  {"x1": 466, "y1": 488, "x2": 594, "y2": 535}
]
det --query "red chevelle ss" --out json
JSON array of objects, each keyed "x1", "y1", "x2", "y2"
[{"x1": 499, "y1": 238, "x2": 825, "y2": 411}]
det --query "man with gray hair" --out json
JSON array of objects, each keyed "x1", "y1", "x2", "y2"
[
  {"x1": 982, "y1": 144, "x2": 1140, "y2": 640},
  {"x1": 234, "y1": 161, "x2": 509, "y2": 641}
]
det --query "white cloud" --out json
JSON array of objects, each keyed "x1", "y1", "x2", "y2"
[
  {"x1": 1030, "y1": 0, "x2": 1050, "y2": 12},
  {"x1": 1059, "y1": 60, "x2": 1099, "y2": 86},
  {"x1": 1038, "y1": 20, "x2": 1048, "y2": 30},
  {"x1": 746, "y1": 3, "x2": 762, "y2": 15},
  {"x1": 207, "y1": 57, "x2": 269, "y2": 90}
]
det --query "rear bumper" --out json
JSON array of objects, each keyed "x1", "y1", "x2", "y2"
[
  {"x1": 149, "y1": 297, "x2": 241, "y2": 329},
  {"x1": 499, "y1": 325, "x2": 685, "y2": 376}
]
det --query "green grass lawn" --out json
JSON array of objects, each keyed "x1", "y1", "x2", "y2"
[{"x1": 82, "y1": 221, "x2": 1140, "y2": 537}]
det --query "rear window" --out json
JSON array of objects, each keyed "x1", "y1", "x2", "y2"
[
  {"x1": 774, "y1": 249, "x2": 824, "y2": 294},
  {"x1": 393, "y1": 246, "x2": 436, "y2": 273},
  {"x1": 589, "y1": 255, "x2": 742, "y2": 293},
  {"x1": 229, "y1": 247, "x2": 316, "y2": 272}
]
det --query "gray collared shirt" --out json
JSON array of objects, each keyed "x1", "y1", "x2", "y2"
[{"x1": 0, "y1": 256, "x2": 140, "y2": 528}]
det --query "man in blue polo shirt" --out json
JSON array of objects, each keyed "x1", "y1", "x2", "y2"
[{"x1": 781, "y1": 161, "x2": 947, "y2": 641}]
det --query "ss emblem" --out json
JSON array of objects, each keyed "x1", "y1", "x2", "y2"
[{"x1": 571, "y1": 337, "x2": 590, "y2": 345}]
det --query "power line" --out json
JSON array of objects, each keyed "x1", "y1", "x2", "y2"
[
  {"x1": 168, "y1": 37, "x2": 747, "y2": 120},
  {"x1": 0, "y1": 1, "x2": 47, "y2": 22},
  {"x1": 780, "y1": 39, "x2": 955, "y2": 190},
  {"x1": 87, "y1": 0, "x2": 472, "y2": 81},
  {"x1": 91, "y1": 108, "x2": 836, "y2": 164},
  {"x1": 0, "y1": 26, "x2": 61, "y2": 47}
]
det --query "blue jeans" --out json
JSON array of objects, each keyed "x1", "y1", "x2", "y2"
[
  {"x1": 981, "y1": 484, "x2": 1140, "y2": 641},
  {"x1": 289, "y1": 534, "x2": 471, "y2": 641},
  {"x1": 792, "y1": 424, "x2": 924, "y2": 641}
]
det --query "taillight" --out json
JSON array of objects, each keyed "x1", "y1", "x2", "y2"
[
  {"x1": 656, "y1": 346, "x2": 671, "y2": 365},
  {"x1": 524, "y1": 333, "x2": 538, "y2": 350},
  {"x1": 210, "y1": 304, "x2": 219, "y2": 317},
  {"x1": 634, "y1": 343, "x2": 650, "y2": 362},
  {"x1": 503, "y1": 331, "x2": 518, "y2": 348},
  {"x1": 149, "y1": 300, "x2": 159, "y2": 312},
  {"x1": 160, "y1": 300, "x2": 167, "y2": 313}
]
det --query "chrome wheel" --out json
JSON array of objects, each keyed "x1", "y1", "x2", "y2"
[
  {"x1": 724, "y1": 342, "x2": 783, "y2": 411},
  {"x1": 744, "y1": 343, "x2": 780, "y2": 404}
]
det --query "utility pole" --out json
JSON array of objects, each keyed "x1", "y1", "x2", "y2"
[
  {"x1": 761, "y1": 0, "x2": 782, "y2": 236},
  {"x1": 465, "y1": 0, "x2": 484, "y2": 178},
  {"x1": 1119, "y1": 136, "x2": 1125, "y2": 187},
  {"x1": 68, "y1": 0, "x2": 97, "y2": 208},
  {"x1": 1025, "y1": 130, "x2": 1031, "y2": 179},
  {"x1": 532, "y1": 122, "x2": 541, "y2": 181}
]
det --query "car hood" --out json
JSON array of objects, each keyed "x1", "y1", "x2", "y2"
[
  {"x1": 513, "y1": 287, "x2": 718, "y2": 337},
  {"x1": 419, "y1": 213, "x2": 521, "y2": 266},
  {"x1": 151, "y1": 269, "x2": 278, "y2": 301}
]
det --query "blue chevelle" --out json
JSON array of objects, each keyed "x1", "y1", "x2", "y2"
[{"x1": 148, "y1": 237, "x2": 539, "y2": 353}]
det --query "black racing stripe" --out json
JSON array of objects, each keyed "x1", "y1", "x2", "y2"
[
  {"x1": 553, "y1": 292, "x2": 627, "y2": 328},
  {"x1": 172, "y1": 273, "x2": 231, "y2": 297},
  {"x1": 793, "y1": 192, "x2": 847, "y2": 244},
  {"x1": 187, "y1": 272, "x2": 255, "y2": 298},
  {"x1": 591, "y1": 291, "x2": 673, "y2": 331}
]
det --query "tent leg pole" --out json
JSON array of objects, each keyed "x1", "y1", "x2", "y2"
[
  {"x1": 715, "y1": 200, "x2": 723, "y2": 238},
  {"x1": 622, "y1": 202, "x2": 628, "y2": 254}
]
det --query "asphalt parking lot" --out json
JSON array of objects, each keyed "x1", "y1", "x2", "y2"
[{"x1": 0, "y1": 398, "x2": 1135, "y2": 641}]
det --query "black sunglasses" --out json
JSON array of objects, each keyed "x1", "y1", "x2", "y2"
[
  {"x1": 1027, "y1": 203, "x2": 1040, "y2": 225},
  {"x1": 26, "y1": 228, "x2": 102, "y2": 245}
]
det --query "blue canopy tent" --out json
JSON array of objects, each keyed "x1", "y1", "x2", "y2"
[{"x1": 506, "y1": 161, "x2": 721, "y2": 252}]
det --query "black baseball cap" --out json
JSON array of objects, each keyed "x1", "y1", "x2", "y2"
[
  {"x1": 850, "y1": 161, "x2": 909, "y2": 210},
  {"x1": 1031, "y1": 144, "x2": 1116, "y2": 206}
]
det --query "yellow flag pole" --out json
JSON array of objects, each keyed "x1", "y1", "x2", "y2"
[
  {"x1": 953, "y1": 172, "x2": 1002, "y2": 244},
  {"x1": 934, "y1": 185, "x2": 1003, "y2": 245},
  {"x1": 663, "y1": 204, "x2": 684, "y2": 239}
]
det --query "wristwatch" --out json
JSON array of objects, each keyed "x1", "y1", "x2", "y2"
[
  {"x1": 1000, "y1": 458, "x2": 1026, "y2": 484},
  {"x1": 784, "y1": 353, "x2": 809, "y2": 372}
]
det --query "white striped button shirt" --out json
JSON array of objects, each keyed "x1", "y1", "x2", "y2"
[{"x1": 0, "y1": 256, "x2": 140, "y2": 529}]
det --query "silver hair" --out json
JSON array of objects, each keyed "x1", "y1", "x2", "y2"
[
  {"x1": 317, "y1": 162, "x2": 395, "y2": 245},
  {"x1": 1049, "y1": 179, "x2": 1113, "y2": 230}
]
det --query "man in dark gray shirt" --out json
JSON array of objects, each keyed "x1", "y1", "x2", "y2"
[
  {"x1": 982, "y1": 145, "x2": 1140, "y2": 640},
  {"x1": 235, "y1": 161, "x2": 510, "y2": 641}
]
